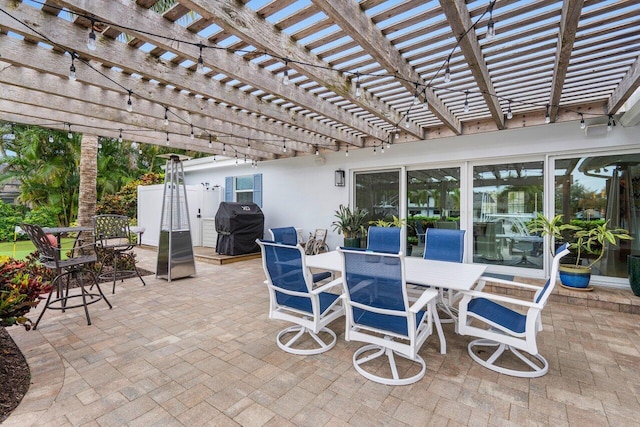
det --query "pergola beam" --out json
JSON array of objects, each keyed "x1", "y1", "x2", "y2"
[
  {"x1": 49, "y1": 0, "x2": 372, "y2": 145},
  {"x1": 439, "y1": 0, "x2": 505, "y2": 130},
  {"x1": 608, "y1": 55, "x2": 640, "y2": 115},
  {"x1": 0, "y1": 63, "x2": 312, "y2": 156},
  {"x1": 549, "y1": 0, "x2": 584, "y2": 122},
  {"x1": 312, "y1": 0, "x2": 460, "y2": 136},
  {"x1": 179, "y1": 0, "x2": 416, "y2": 138}
]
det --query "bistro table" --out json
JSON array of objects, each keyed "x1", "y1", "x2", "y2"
[
  {"x1": 42, "y1": 226, "x2": 94, "y2": 254},
  {"x1": 305, "y1": 250, "x2": 487, "y2": 354}
]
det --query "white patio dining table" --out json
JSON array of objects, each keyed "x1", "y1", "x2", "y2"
[{"x1": 305, "y1": 250, "x2": 487, "y2": 354}]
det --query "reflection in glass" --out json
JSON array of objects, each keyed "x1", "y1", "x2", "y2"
[
  {"x1": 354, "y1": 170, "x2": 400, "y2": 223},
  {"x1": 473, "y1": 161, "x2": 544, "y2": 269},
  {"x1": 406, "y1": 168, "x2": 461, "y2": 257},
  {"x1": 555, "y1": 154, "x2": 640, "y2": 278}
]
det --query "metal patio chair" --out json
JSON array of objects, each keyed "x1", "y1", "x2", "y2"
[{"x1": 22, "y1": 223, "x2": 112, "y2": 329}]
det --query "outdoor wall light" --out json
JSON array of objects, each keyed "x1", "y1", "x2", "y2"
[{"x1": 335, "y1": 169, "x2": 345, "y2": 187}]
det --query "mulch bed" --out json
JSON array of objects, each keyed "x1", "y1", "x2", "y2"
[
  {"x1": 0, "y1": 326, "x2": 30, "y2": 423},
  {"x1": 0, "y1": 267, "x2": 154, "y2": 421}
]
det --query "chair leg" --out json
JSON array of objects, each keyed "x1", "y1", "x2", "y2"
[
  {"x1": 125, "y1": 252, "x2": 146, "y2": 287},
  {"x1": 352, "y1": 343, "x2": 426, "y2": 386},
  {"x1": 468, "y1": 338, "x2": 549, "y2": 378},
  {"x1": 276, "y1": 324, "x2": 337, "y2": 355},
  {"x1": 32, "y1": 283, "x2": 56, "y2": 330}
]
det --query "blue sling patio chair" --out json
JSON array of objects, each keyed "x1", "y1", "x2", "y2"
[
  {"x1": 422, "y1": 228, "x2": 466, "y2": 324},
  {"x1": 338, "y1": 247, "x2": 439, "y2": 385},
  {"x1": 257, "y1": 239, "x2": 344, "y2": 355},
  {"x1": 269, "y1": 226, "x2": 332, "y2": 283},
  {"x1": 457, "y1": 243, "x2": 570, "y2": 378},
  {"x1": 367, "y1": 226, "x2": 401, "y2": 253}
]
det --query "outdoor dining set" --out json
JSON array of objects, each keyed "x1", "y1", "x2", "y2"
[
  {"x1": 259, "y1": 226, "x2": 570, "y2": 385},
  {"x1": 19, "y1": 215, "x2": 147, "y2": 330}
]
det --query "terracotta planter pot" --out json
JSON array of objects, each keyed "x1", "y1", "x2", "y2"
[
  {"x1": 559, "y1": 264, "x2": 591, "y2": 288},
  {"x1": 627, "y1": 255, "x2": 640, "y2": 297}
]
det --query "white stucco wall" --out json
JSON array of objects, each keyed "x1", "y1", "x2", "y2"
[{"x1": 179, "y1": 120, "x2": 639, "y2": 254}]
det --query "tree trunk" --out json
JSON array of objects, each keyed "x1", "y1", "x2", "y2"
[{"x1": 77, "y1": 134, "x2": 98, "y2": 227}]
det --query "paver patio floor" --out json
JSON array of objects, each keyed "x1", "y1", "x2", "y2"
[{"x1": 5, "y1": 247, "x2": 640, "y2": 426}]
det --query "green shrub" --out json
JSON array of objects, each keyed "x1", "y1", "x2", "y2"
[
  {"x1": 0, "y1": 253, "x2": 51, "y2": 329},
  {"x1": 24, "y1": 206, "x2": 60, "y2": 229},
  {"x1": 97, "y1": 172, "x2": 163, "y2": 219}
]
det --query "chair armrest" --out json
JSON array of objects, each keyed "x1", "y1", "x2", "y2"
[
  {"x1": 409, "y1": 288, "x2": 438, "y2": 313},
  {"x1": 461, "y1": 290, "x2": 541, "y2": 309},
  {"x1": 478, "y1": 276, "x2": 545, "y2": 291},
  {"x1": 311, "y1": 277, "x2": 343, "y2": 294}
]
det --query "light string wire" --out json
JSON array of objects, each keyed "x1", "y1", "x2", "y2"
[{"x1": 2, "y1": 1, "x2": 613, "y2": 157}]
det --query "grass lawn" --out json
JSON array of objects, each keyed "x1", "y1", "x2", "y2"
[{"x1": 0, "y1": 239, "x2": 77, "y2": 260}]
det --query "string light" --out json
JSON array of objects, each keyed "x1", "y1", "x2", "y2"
[
  {"x1": 235, "y1": 152, "x2": 238, "y2": 165},
  {"x1": 395, "y1": 127, "x2": 400, "y2": 140},
  {"x1": 404, "y1": 113, "x2": 410, "y2": 128},
  {"x1": 355, "y1": 72, "x2": 361, "y2": 99},
  {"x1": 48, "y1": 132, "x2": 54, "y2": 143},
  {"x1": 463, "y1": 91, "x2": 469, "y2": 113},
  {"x1": 373, "y1": 145, "x2": 377, "y2": 155},
  {"x1": 87, "y1": 18, "x2": 96, "y2": 51},
  {"x1": 444, "y1": 59, "x2": 451, "y2": 83},
  {"x1": 190, "y1": 124, "x2": 195, "y2": 140},
  {"x1": 208, "y1": 135, "x2": 212, "y2": 148},
  {"x1": 545, "y1": 104, "x2": 550, "y2": 123},
  {"x1": 166, "y1": 131, "x2": 170, "y2": 146},
  {"x1": 223, "y1": 143, "x2": 226, "y2": 155},
  {"x1": 607, "y1": 115, "x2": 615, "y2": 131},
  {"x1": 196, "y1": 43, "x2": 205, "y2": 74},
  {"x1": 68, "y1": 52, "x2": 76, "y2": 81},
  {"x1": 164, "y1": 107, "x2": 169, "y2": 126},
  {"x1": 67, "y1": 123, "x2": 73, "y2": 139},
  {"x1": 282, "y1": 60, "x2": 290, "y2": 86},
  {"x1": 412, "y1": 84, "x2": 420, "y2": 106},
  {"x1": 97, "y1": 137, "x2": 102, "y2": 149},
  {"x1": 506, "y1": 101, "x2": 513, "y2": 120},
  {"x1": 315, "y1": 144, "x2": 319, "y2": 155},
  {"x1": 579, "y1": 113, "x2": 585, "y2": 129},
  {"x1": 486, "y1": 1, "x2": 496, "y2": 40},
  {"x1": 213, "y1": 154, "x2": 217, "y2": 162},
  {"x1": 118, "y1": 128, "x2": 123, "y2": 143},
  {"x1": 126, "y1": 90, "x2": 133, "y2": 112},
  {"x1": 244, "y1": 153, "x2": 247, "y2": 163},
  {"x1": 282, "y1": 139, "x2": 287, "y2": 152},
  {"x1": 345, "y1": 145, "x2": 349, "y2": 157}
]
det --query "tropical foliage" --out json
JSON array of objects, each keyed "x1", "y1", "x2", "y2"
[
  {"x1": 332, "y1": 204, "x2": 369, "y2": 238},
  {"x1": 0, "y1": 254, "x2": 50, "y2": 329}
]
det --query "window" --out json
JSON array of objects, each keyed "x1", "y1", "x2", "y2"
[
  {"x1": 554, "y1": 154, "x2": 640, "y2": 279},
  {"x1": 472, "y1": 161, "x2": 544, "y2": 269},
  {"x1": 354, "y1": 170, "x2": 401, "y2": 223},
  {"x1": 407, "y1": 167, "x2": 461, "y2": 257},
  {"x1": 225, "y1": 174, "x2": 262, "y2": 207}
]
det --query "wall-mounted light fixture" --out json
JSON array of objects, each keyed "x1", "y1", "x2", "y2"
[{"x1": 335, "y1": 169, "x2": 345, "y2": 187}]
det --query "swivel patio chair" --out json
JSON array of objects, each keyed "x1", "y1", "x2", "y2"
[
  {"x1": 338, "y1": 247, "x2": 439, "y2": 385},
  {"x1": 22, "y1": 223, "x2": 112, "y2": 329},
  {"x1": 269, "y1": 226, "x2": 331, "y2": 283},
  {"x1": 422, "y1": 228, "x2": 466, "y2": 323},
  {"x1": 367, "y1": 226, "x2": 401, "y2": 253},
  {"x1": 457, "y1": 243, "x2": 570, "y2": 377},
  {"x1": 93, "y1": 214, "x2": 146, "y2": 294},
  {"x1": 257, "y1": 239, "x2": 344, "y2": 355}
]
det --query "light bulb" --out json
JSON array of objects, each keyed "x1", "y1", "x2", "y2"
[
  {"x1": 506, "y1": 102, "x2": 513, "y2": 119},
  {"x1": 345, "y1": 147, "x2": 349, "y2": 157},
  {"x1": 196, "y1": 57, "x2": 205, "y2": 74},
  {"x1": 607, "y1": 118, "x2": 612, "y2": 131},
  {"x1": 48, "y1": 133, "x2": 53, "y2": 143},
  {"x1": 208, "y1": 136, "x2": 212, "y2": 148},
  {"x1": 164, "y1": 108, "x2": 169, "y2": 126},
  {"x1": 127, "y1": 99, "x2": 133, "y2": 112},
  {"x1": 166, "y1": 132, "x2": 170, "y2": 146},
  {"x1": 463, "y1": 91, "x2": 469, "y2": 113},
  {"x1": 487, "y1": 18, "x2": 495, "y2": 40},
  {"x1": 444, "y1": 65, "x2": 451, "y2": 83},
  {"x1": 282, "y1": 61, "x2": 290, "y2": 86},
  {"x1": 315, "y1": 145, "x2": 319, "y2": 156},
  {"x1": 139, "y1": 149, "x2": 142, "y2": 154},
  {"x1": 118, "y1": 131, "x2": 123, "y2": 143},
  {"x1": 69, "y1": 63, "x2": 76, "y2": 81},
  {"x1": 355, "y1": 84, "x2": 361, "y2": 98},
  {"x1": 373, "y1": 146, "x2": 376, "y2": 155},
  {"x1": 395, "y1": 128, "x2": 399, "y2": 140},
  {"x1": 580, "y1": 116, "x2": 586, "y2": 129},
  {"x1": 223, "y1": 144, "x2": 226, "y2": 155},
  {"x1": 381, "y1": 146, "x2": 385, "y2": 154},
  {"x1": 190, "y1": 125, "x2": 195, "y2": 140},
  {"x1": 87, "y1": 30, "x2": 96, "y2": 51},
  {"x1": 68, "y1": 131, "x2": 72, "y2": 139}
]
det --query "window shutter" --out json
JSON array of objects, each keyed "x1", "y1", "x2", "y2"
[
  {"x1": 253, "y1": 173, "x2": 263, "y2": 207},
  {"x1": 225, "y1": 176, "x2": 233, "y2": 202}
]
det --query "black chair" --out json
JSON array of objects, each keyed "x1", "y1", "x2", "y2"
[
  {"x1": 93, "y1": 215, "x2": 147, "y2": 294},
  {"x1": 22, "y1": 223, "x2": 112, "y2": 329}
]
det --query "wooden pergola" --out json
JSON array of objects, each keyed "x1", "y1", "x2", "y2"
[{"x1": 1, "y1": 0, "x2": 639, "y2": 162}]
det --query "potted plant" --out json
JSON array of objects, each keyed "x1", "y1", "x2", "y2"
[
  {"x1": 559, "y1": 221, "x2": 632, "y2": 289},
  {"x1": 331, "y1": 204, "x2": 368, "y2": 248},
  {"x1": 529, "y1": 214, "x2": 633, "y2": 289}
]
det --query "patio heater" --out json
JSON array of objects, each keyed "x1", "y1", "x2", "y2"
[{"x1": 156, "y1": 153, "x2": 196, "y2": 282}]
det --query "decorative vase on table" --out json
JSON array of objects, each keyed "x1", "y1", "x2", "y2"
[
  {"x1": 627, "y1": 255, "x2": 640, "y2": 297},
  {"x1": 343, "y1": 237, "x2": 360, "y2": 248}
]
